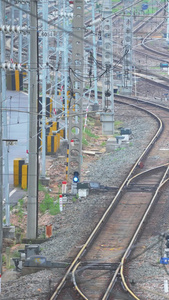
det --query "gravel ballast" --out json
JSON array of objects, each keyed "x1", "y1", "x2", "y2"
[{"x1": 1, "y1": 100, "x2": 169, "y2": 300}]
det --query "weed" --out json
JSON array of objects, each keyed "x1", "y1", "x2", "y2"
[
  {"x1": 38, "y1": 182, "x2": 47, "y2": 192},
  {"x1": 82, "y1": 136, "x2": 88, "y2": 146},
  {"x1": 40, "y1": 194, "x2": 60, "y2": 215},
  {"x1": 49, "y1": 202, "x2": 60, "y2": 215},
  {"x1": 101, "y1": 141, "x2": 106, "y2": 147},
  {"x1": 12, "y1": 251, "x2": 20, "y2": 258},
  {"x1": 114, "y1": 120, "x2": 123, "y2": 129},
  {"x1": 15, "y1": 198, "x2": 24, "y2": 222},
  {"x1": 84, "y1": 127, "x2": 99, "y2": 138},
  {"x1": 72, "y1": 195, "x2": 78, "y2": 202}
]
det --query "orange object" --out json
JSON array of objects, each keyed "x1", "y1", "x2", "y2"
[{"x1": 45, "y1": 225, "x2": 52, "y2": 238}]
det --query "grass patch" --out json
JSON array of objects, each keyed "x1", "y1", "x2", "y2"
[
  {"x1": 83, "y1": 127, "x2": 99, "y2": 138},
  {"x1": 72, "y1": 195, "x2": 78, "y2": 202},
  {"x1": 101, "y1": 141, "x2": 106, "y2": 147},
  {"x1": 82, "y1": 136, "x2": 88, "y2": 146},
  {"x1": 15, "y1": 198, "x2": 24, "y2": 222},
  {"x1": 38, "y1": 182, "x2": 47, "y2": 192},
  {"x1": 114, "y1": 120, "x2": 123, "y2": 129},
  {"x1": 39, "y1": 194, "x2": 60, "y2": 215}
]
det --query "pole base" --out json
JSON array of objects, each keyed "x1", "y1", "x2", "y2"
[{"x1": 39, "y1": 176, "x2": 50, "y2": 186}]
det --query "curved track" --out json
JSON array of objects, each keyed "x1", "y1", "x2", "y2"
[
  {"x1": 48, "y1": 5, "x2": 169, "y2": 300},
  {"x1": 49, "y1": 95, "x2": 169, "y2": 300}
]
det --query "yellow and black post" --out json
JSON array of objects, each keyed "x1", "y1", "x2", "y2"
[
  {"x1": 21, "y1": 164, "x2": 28, "y2": 189},
  {"x1": 13, "y1": 158, "x2": 25, "y2": 187},
  {"x1": 66, "y1": 143, "x2": 69, "y2": 181}
]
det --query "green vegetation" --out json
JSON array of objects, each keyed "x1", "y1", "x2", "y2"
[
  {"x1": 38, "y1": 182, "x2": 47, "y2": 192},
  {"x1": 114, "y1": 120, "x2": 123, "y2": 129},
  {"x1": 12, "y1": 250, "x2": 20, "y2": 258},
  {"x1": 39, "y1": 181, "x2": 61, "y2": 215},
  {"x1": 72, "y1": 195, "x2": 78, "y2": 202},
  {"x1": 39, "y1": 193, "x2": 60, "y2": 215},
  {"x1": 83, "y1": 127, "x2": 99, "y2": 139},
  {"x1": 82, "y1": 136, "x2": 88, "y2": 146},
  {"x1": 101, "y1": 141, "x2": 106, "y2": 147},
  {"x1": 82, "y1": 121, "x2": 99, "y2": 147},
  {"x1": 16, "y1": 198, "x2": 24, "y2": 222}
]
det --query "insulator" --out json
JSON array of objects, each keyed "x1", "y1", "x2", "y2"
[
  {"x1": 1, "y1": 62, "x2": 10, "y2": 70},
  {"x1": 15, "y1": 26, "x2": 21, "y2": 33},
  {"x1": 1, "y1": 25, "x2": 5, "y2": 32},
  {"x1": 11, "y1": 25, "x2": 15, "y2": 32},
  {"x1": 6, "y1": 25, "x2": 10, "y2": 32},
  {"x1": 1, "y1": 25, "x2": 10, "y2": 32},
  {"x1": 11, "y1": 63, "x2": 16, "y2": 70},
  {"x1": 67, "y1": 13, "x2": 73, "y2": 18},
  {"x1": 16, "y1": 63, "x2": 22, "y2": 71},
  {"x1": 1, "y1": 63, "x2": 6, "y2": 69}
]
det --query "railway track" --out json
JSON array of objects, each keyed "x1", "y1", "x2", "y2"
[
  {"x1": 48, "y1": 95, "x2": 169, "y2": 300},
  {"x1": 48, "y1": 7, "x2": 169, "y2": 299}
]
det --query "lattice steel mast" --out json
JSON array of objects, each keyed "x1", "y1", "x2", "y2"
[
  {"x1": 68, "y1": 0, "x2": 84, "y2": 181},
  {"x1": 100, "y1": 0, "x2": 114, "y2": 135},
  {"x1": 122, "y1": 0, "x2": 133, "y2": 95}
]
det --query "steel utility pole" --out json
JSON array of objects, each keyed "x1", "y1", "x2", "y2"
[
  {"x1": 0, "y1": 22, "x2": 2, "y2": 280},
  {"x1": 91, "y1": 0, "x2": 98, "y2": 105},
  {"x1": 27, "y1": 0, "x2": 38, "y2": 239},
  {"x1": 41, "y1": 0, "x2": 48, "y2": 179},
  {"x1": 100, "y1": 0, "x2": 114, "y2": 135},
  {"x1": 68, "y1": 0, "x2": 84, "y2": 181},
  {"x1": 122, "y1": 0, "x2": 133, "y2": 95},
  {"x1": 0, "y1": 0, "x2": 10, "y2": 226}
]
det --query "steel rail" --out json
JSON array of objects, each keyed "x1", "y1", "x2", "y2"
[
  {"x1": 72, "y1": 262, "x2": 88, "y2": 300},
  {"x1": 69, "y1": 98, "x2": 168, "y2": 299},
  {"x1": 141, "y1": 20, "x2": 166, "y2": 54},
  {"x1": 73, "y1": 165, "x2": 169, "y2": 300},
  {"x1": 49, "y1": 98, "x2": 164, "y2": 300},
  {"x1": 133, "y1": 4, "x2": 166, "y2": 34},
  {"x1": 127, "y1": 163, "x2": 169, "y2": 187},
  {"x1": 72, "y1": 146, "x2": 169, "y2": 299},
  {"x1": 119, "y1": 165, "x2": 169, "y2": 300},
  {"x1": 49, "y1": 5, "x2": 169, "y2": 299}
]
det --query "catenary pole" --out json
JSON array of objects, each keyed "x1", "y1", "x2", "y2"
[
  {"x1": 122, "y1": 0, "x2": 133, "y2": 94},
  {"x1": 41, "y1": 0, "x2": 48, "y2": 178},
  {"x1": 100, "y1": 0, "x2": 114, "y2": 135},
  {"x1": 27, "y1": 0, "x2": 38, "y2": 239},
  {"x1": 0, "y1": 12, "x2": 3, "y2": 281},
  {"x1": 91, "y1": 0, "x2": 98, "y2": 104},
  {"x1": 0, "y1": 0, "x2": 10, "y2": 226},
  {"x1": 68, "y1": 0, "x2": 84, "y2": 181}
]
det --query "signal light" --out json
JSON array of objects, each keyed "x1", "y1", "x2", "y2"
[{"x1": 73, "y1": 171, "x2": 79, "y2": 183}]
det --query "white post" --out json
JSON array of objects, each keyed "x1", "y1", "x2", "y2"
[
  {"x1": 59, "y1": 195, "x2": 63, "y2": 212},
  {"x1": 164, "y1": 279, "x2": 168, "y2": 293},
  {"x1": 62, "y1": 181, "x2": 67, "y2": 194}
]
